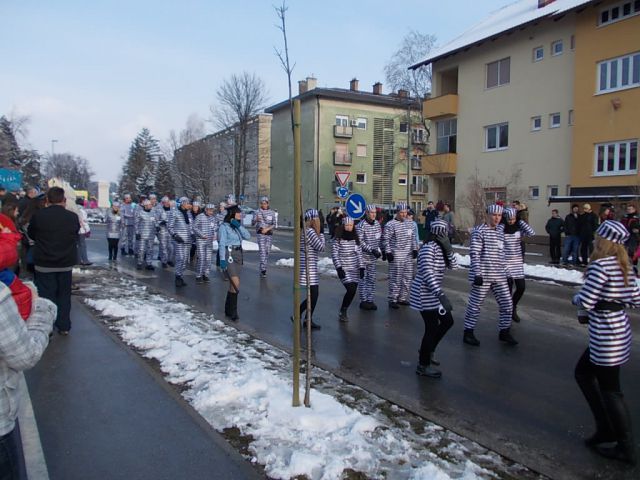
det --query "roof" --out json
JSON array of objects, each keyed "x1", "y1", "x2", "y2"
[
  {"x1": 265, "y1": 87, "x2": 419, "y2": 114},
  {"x1": 410, "y1": 0, "x2": 593, "y2": 69}
]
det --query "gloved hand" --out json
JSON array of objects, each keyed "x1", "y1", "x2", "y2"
[
  {"x1": 173, "y1": 234, "x2": 184, "y2": 244},
  {"x1": 438, "y1": 293, "x2": 453, "y2": 313},
  {"x1": 473, "y1": 276, "x2": 483, "y2": 286},
  {"x1": 135, "y1": 234, "x2": 141, "y2": 241},
  {"x1": 230, "y1": 219, "x2": 241, "y2": 229},
  {"x1": 359, "y1": 268, "x2": 365, "y2": 279},
  {"x1": 381, "y1": 252, "x2": 387, "y2": 262},
  {"x1": 155, "y1": 227, "x2": 160, "y2": 233},
  {"x1": 372, "y1": 249, "x2": 381, "y2": 259},
  {"x1": 386, "y1": 252, "x2": 394, "y2": 263},
  {"x1": 159, "y1": 220, "x2": 167, "y2": 226},
  {"x1": 412, "y1": 250, "x2": 418, "y2": 259},
  {"x1": 220, "y1": 259, "x2": 227, "y2": 270},
  {"x1": 337, "y1": 267, "x2": 346, "y2": 280}
]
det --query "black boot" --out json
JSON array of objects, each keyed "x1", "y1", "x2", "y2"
[
  {"x1": 575, "y1": 372, "x2": 615, "y2": 447},
  {"x1": 512, "y1": 308, "x2": 521, "y2": 323},
  {"x1": 499, "y1": 328, "x2": 519, "y2": 345},
  {"x1": 225, "y1": 293, "x2": 232, "y2": 318},
  {"x1": 463, "y1": 329, "x2": 480, "y2": 346},
  {"x1": 175, "y1": 276, "x2": 186, "y2": 287},
  {"x1": 229, "y1": 292, "x2": 239, "y2": 321},
  {"x1": 596, "y1": 392, "x2": 637, "y2": 465},
  {"x1": 338, "y1": 309, "x2": 348, "y2": 322}
]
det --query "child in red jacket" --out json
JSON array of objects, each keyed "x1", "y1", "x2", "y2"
[{"x1": 0, "y1": 213, "x2": 34, "y2": 320}]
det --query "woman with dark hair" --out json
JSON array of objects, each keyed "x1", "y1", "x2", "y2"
[
  {"x1": 218, "y1": 204, "x2": 250, "y2": 320},
  {"x1": 189, "y1": 201, "x2": 203, "y2": 263},
  {"x1": 17, "y1": 196, "x2": 44, "y2": 273},
  {"x1": 573, "y1": 220, "x2": 640, "y2": 464},
  {"x1": 297, "y1": 209, "x2": 325, "y2": 329},
  {"x1": 332, "y1": 216, "x2": 364, "y2": 322}
]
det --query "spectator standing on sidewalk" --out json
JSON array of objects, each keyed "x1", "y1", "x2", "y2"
[
  {"x1": 621, "y1": 204, "x2": 639, "y2": 233},
  {"x1": 545, "y1": 209, "x2": 564, "y2": 265},
  {"x1": 421, "y1": 201, "x2": 438, "y2": 238},
  {"x1": 75, "y1": 198, "x2": 92, "y2": 266},
  {"x1": 0, "y1": 281, "x2": 56, "y2": 479},
  {"x1": 579, "y1": 204, "x2": 599, "y2": 266},
  {"x1": 441, "y1": 203, "x2": 455, "y2": 243},
  {"x1": 28, "y1": 186, "x2": 80, "y2": 335},
  {"x1": 563, "y1": 204, "x2": 581, "y2": 266}
]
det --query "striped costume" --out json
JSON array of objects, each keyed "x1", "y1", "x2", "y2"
[
  {"x1": 193, "y1": 213, "x2": 216, "y2": 278},
  {"x1": 120, "y1": 202, "x2": 136, "y2": 252},
  {"x1": 331, "y1": 237, "x2": 364, "y2": 284},
  {"x1": 463, "y1": 223, "x2": 513, "y2": 331},
  {"x1": 301, "y1": 227, "x2": 325, "y2": 286},
  {"x1": 504, "y1": 220, "x2": 535, "y2": 279},
  {"x1": 168, "y1": 208, "x2": 192, "y2": 277},
  {"x1": 106, "y1": 211, "x2": 121, "y2": 239},
  {"x1": 410, "y1": 242, "x2": 458, "y2": 311},
  {"x1": 154, "y1": 205, "x2": 173, "y2": 265},
  {"x1": 356, "y1": 218, "x2": 382, "y2": 303},
  {"x1": 135, "y1": 208, "x2": 157, "y2": 267},
  {"x1": 255, "y1": 208, "x2": 277, "y2": 274},
  {"x1": 382, "y1": 218, "x2": 418, "y2": 303}
]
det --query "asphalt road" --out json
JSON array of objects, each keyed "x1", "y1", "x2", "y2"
[{"x1": 83, "y1": 226, "x2": 640, "y2": 480}]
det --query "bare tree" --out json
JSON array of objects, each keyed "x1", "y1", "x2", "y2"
[
  {"x1": 44, "y1": 153, "x2": 94, "y2": 189},
  {"x1": 211, "y1": 72, "x2": 267, "y2": 201}
]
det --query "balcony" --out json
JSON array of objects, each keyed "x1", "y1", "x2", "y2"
[
  {"x1": 333, "y1": 152, "x2": 352, "y2": 166},
  {"x1": 334, "y1": 125, "x2": 353, "y2": 138},
  {"x1": 423, "y1": 93, "x2": 458, "y2": 120},
  {"x1": 424, "y1": 152, "x2": 457, "y2": 175},
  {"x1": 411, "y1": 157, "x2": 422, "y2": 170},
  {"x1": 410, "y1": 185, "x2": 425, "y2": 195}
]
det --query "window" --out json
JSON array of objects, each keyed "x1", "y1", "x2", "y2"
[
  {"x1": 398, "y1": 176, "x2": 407, "y2": 186},
  {"x1": 531, "y1": 116, "x2": 542, "y2": 131},
  {"x1": 356, "y1": 117, "x2": 367, "y2": 130},
  {"x1": 597, "y1": 52, "x2": 640, "y2": 93},
  {"x1": 399, "y1": 122, "x2": 408, "y2": 133},
  {"x1": 356, "y1": 173, "x2": 366, "y2": 184},
  {"x1": 356, "y1": 144, "x2": 367, "y2": 157},
  {"x1": 550, "y1": 113, "x2": 561, "y2": 128},
  {"x1": 595, "y1": 140, "x2": 638, "y2": 175},
  {"x1": 486, "y1": 57, "x2": 510, "y2": 88},
  {"x1": 412, "y1": 128, "x2": 427, "y2": 144},
  {"x1": 529, "y1": 186, "x2": 540, "y2": 199},
  {"x1": 548, "y1": 185, "x2": 559, "y2": 197},
  {"x1": 335, "y1": 115, "x2": 348, "y2": 127},
  {"x1": 599, "y1": 1, "x2": 640, "y2": 26},
  {"x1": 570, "y1": 35, "x2": 575, "y2": 50},
  {"x1": 436, "y1": 118, "x2": 457, "y2": 153},
  {"x1": 411, "y1": 201, "x2": 424, "y2": 214},
  {"x1": 411, "y1": 175, "x2": 425, "y2": 194},
  {"x1": 485, "y1": 187, "x2": 507, "y2": 203},
  {"x1": 551, "y1": 40, "x2": 563, "y2": 56},
  {"x1": 333, "y1": 143, "x2": 351, "y2": 165},
  {"x1": 568, "y1": 109, "x2": 575, "y2": 126},
  {"x1": 411, "y1": 154, "x2": 422, "y2": 170},
  {"x1": 485, "y1": 123, "x2": 509, "y2": 151},
  {"x1": 533, "y1": 46, "x2": 544, "y2": 62}
]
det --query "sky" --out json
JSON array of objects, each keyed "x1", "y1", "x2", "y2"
[{"x1": 1, "y1": 0, "x2": 512, "y2": 183}]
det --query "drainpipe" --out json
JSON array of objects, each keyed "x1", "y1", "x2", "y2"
[{"x1": 316, "y1": 95, "x2": 321, "y2": 211}]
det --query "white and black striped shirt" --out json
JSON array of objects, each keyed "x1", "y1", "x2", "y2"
[
  {"x1": 300, "y1": 227, "x2": 325, "y2": 286},
  {"x1": 468, "y1": 223, "x2": 508, "y2": 282},
  {"x1": 410, "y1": 241, "x2": 458, "y2": 311}
]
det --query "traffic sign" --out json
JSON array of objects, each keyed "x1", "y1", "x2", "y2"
[
  {"x1": 346, "y1": 193, "x2": 366, "y2": 219},
  {"x1": 335, "y1": 171, "x2": 350, "y2": 187},
  {"x1": 337, "y1": 187, "x2": 349, "y2": 199}
]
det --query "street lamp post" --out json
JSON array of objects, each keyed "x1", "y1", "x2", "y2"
[{"x1": 51, "y1": 139, "x2": 58, "y2": 157}]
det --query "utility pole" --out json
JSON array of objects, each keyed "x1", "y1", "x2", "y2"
[
  {"x1": 406, "y1": 101, "x2": 411, "y2": 206},
  {"x1": 51, "y1": 139, "x2": 58, "y2": 158}
]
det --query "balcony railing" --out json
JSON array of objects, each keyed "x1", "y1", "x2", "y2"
[
  {"x1": 424, "y1": 152, "x2": 457, "y2": 175},
  {"x1": 411, "y1": 158, "x2": 422, "y2": 170},
  {"x1": 423, "y1": 93, "x2": 458, "y2": 120},
  {"x1": 411, "y1": 133, "x2": 428, "y2": 145},
  {"x1": 334, "y1": 125, "x2": 353, "y2": 138},
  {"x1": 333, "y1": 152, "x2": 352, "y2": 166}
]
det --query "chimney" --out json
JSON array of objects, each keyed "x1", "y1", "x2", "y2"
[
  {"x1": 373, "y1": 82, "x2": 383, "y2": 95},
  {"x1": 306, "y1": 76, "x2": 317, "y2": 90},
  {"x1": 350, "y1": 78, "x2": 359, "y2": 91},
  {"x1": 397, "y1": 89, "x2": 408, "y2": 98},
  {"x1": 538, "y1": 0, "x2": 555, "y2": 7},
  {"x1": 298, "y1": 80, "x2": 308, "y2": 95}
]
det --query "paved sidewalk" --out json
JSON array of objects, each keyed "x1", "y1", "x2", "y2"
[{"x1": 23, "y1": 298, "x2": 262, "y2": 480}]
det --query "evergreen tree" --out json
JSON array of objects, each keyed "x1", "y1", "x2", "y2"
[
  {"x1": 0, "y1": 116, "x2": 22, "y2": 169},
  {"x1": 154, "y1": 156, "x2": 175, "y2": 197},
  {"x1": 119, "y1": 128, "x2": 160, "y2": 198}
]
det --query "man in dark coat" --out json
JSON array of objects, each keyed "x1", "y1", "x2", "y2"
[
  {"x1": 577, "y1": 203, "x2": 599, "y2": 266},
  {"x1": 545, "y1": 209, "x2": 564, "y2": 264},
  {"x1": 28, "y1": 187, "x2": 79, "y2": 334}
]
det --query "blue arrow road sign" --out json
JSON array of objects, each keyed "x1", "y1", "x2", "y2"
[
  {"x1": 336, "y1": 186, "x2": 349, "y2": 198},
  {"x1": 346, "y1": 193, "x2": 366, "y2": 219}
]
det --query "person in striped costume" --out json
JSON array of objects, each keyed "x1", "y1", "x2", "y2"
[
  {"x1": 105, "y1": 202, "x2": 121, "y2": 262},
  {"x1": 382, "y1": 202, "x2": 418, "y2": 309},
  {"x1": 218, "y1": 204, "x2": 251, "y2": 321},
  {"x1": 168, "y1": 197, "x2": 192, "y2": 287},
  {"x1": 356, "y1": 204, "x2": 383, "y2": 310},
  {"x1": 298, "y1": 209, "x2": 325, "y2": 330},
  {"x1": 135, "y1": 199, "x2": 157, "y2": 270},
  {"x1": 254, "y1": 196, "x2": 276, "y2": 278},
  {"x1": 155, "y1": 196, "x2": 173, "y2": 268},
  {"x1": 193, "y1": 204, "x2": 216, "y2": 284},
  {"x1": 573, "y1": 220, "x2": 640, "y2": 465},
  {"x1": 463, "y1": 204, "x2": 517, "y2": 346},
  {"x1": 410, "y1": 219, "x2": 458, "y2": 378},
  {"x1": 332, "y1": 216, "x2": 364, "y2": 322},
  {"x1": 120, "y1": 194, "x2": 136, "y2": 256},
  {"x1": 502, "y1": 207, "x2": 535, "y2": 323},
  {"x1": 189, "y1": 201, "x2": 203, "y2": 263}
]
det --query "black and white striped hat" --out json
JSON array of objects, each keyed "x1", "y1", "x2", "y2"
[
  {"x1": 503, "y1": 206, "x2": 517, "y2": 219},
  {"x1": 304, "y1": 209, "x2": 319, "y2": 220},
  {"x1": 487, "y1": 204, "x2": 504, "y2": 214},
  {"x1": 205, "y1": 203, "x2": 216, "y2": 209},
  {"x1": 342, "y1": 216, "x2": 354, "y2": 225},
  {"x1": 366, "y1": 204, "x2": 376, "y2": 212},
  {"x1": 430, "y1": 219, "x2": 448, "y2": 236},
  {"x1": 596, "y1": 220, "x2": 629, "y2": 245},
  {"x1": 396, "y1": 202, "x2": 408, "y2": 212}
]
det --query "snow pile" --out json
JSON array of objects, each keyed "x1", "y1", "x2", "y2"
[
  {"x1": 81, "y1": 273, "x2": 535, "y2": 480},
  {"x1": 276, "y1": 257, "x2": 338, "y2": 277},
  {"x1": 212, "y1": 240, "x2": 280, "y2": 252}
]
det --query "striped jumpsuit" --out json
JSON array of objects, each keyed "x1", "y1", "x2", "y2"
[
  {"x1": 504, "y1": 220, "x2": 535, "y2": 312},
  {"x1": 154, "y1": 205, "x2": 173, "y2": 265},
  {"x1": 463, "y1": 223, "x2": 513, "y2": 331},
  {"x1": 331, "y1": 234, "x2": 364, "y2": 311},
  {"x1": 120, "y1": 202, "x2": 136, "y2": 252},
  {"x1": 383, "y1": 218, "x2": 418, "y2": 303},
  {"x1": 193, "y1": 213, "x2": 216, "y2": 278},
  {"x1": 105, "y1": 210, "x2": 121, "y2": 260},
  {"x1": 300, "y1": 227, "x2": 325, "y2": 318},
  {"x1": 168, "y1": 208, "x2": 192, "y2": 277},
  {"x1": 255, "y1": 208, "x2": 276, "y2": 273},
  {"x1": 356, "y1": 218, "x2": 382, "y2": 304},
  {"x1": 135, "y1": 209, "x2": 157, "y2": 267},
  {"x1": 410, "y1": 240, "x2": 458, "y2": 365}
]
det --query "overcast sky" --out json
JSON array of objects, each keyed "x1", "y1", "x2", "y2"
[{"x1": 1, "y1": 0, "x2": 511, "y2": 183}]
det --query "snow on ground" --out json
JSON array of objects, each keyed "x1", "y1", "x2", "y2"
[
  {"x1": 212, "y1": 240, "x2": 280, "y2": 252},
  {"x1": 79, "y1": 270, "x2": 539, "y2": 480},
  {"x1": 276, "y1": 257, "x2": 338, "y2": 278}
]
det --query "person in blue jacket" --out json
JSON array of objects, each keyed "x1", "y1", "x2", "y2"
[{"x1": 218, "y1": 203, "x2": 250, "y2": 320}]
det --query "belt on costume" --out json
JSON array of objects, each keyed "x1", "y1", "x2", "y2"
[{"x1": 594, "y1": 301, "x2": 624, "y2": 312}]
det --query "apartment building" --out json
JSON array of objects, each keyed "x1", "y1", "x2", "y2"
[
  {"x1": 265, "y1": 77, "x2": 426, "y2": 227},
  {"x1": 413, "y1": 0, "x2": 638, "y2": 233}
]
